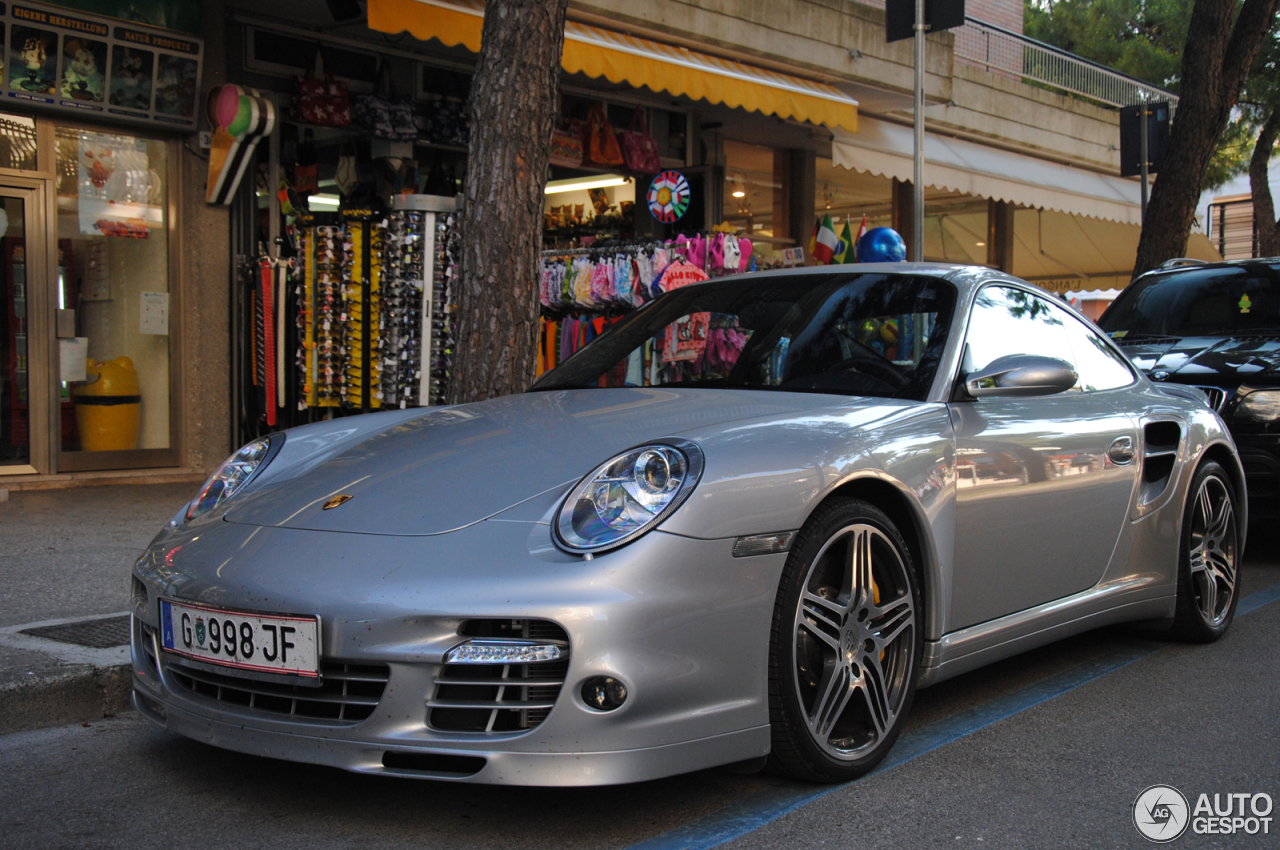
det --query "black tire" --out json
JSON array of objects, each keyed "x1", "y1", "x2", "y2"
[
  {"x1": 1171, "y1": 461, "x2": 1241, "y2": 643},
  {"x1": 767, "y1": 497, "x2": 922, "y2": 782}
]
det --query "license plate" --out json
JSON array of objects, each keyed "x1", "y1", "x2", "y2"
[{"x1": 159, "y1": 599, "x2": 320, "y2": 678}]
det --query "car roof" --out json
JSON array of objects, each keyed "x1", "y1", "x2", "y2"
[
  {"x1": 726, "y1": 262, "x2": 1038, "y2": 303},
  {"x1": 1132, "y1": 257, "x2": 1280, "y2": 285}
]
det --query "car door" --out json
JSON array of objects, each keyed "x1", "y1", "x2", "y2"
[{"x1": 947, "y1": 285, "x2": 1140, "y2": 631}]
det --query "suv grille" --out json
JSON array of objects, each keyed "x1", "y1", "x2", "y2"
[
  {"x1": 429, "y1": 619, "x2": 569, "y2": 733},
  {"x1": 1194, "y1": 386, "x2": 1227, "y2": 411},
  {"x1": 165, "y1": 658, "x2": 389, "y2": 725}
]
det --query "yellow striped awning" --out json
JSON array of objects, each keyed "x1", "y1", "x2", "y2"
[{"x1": 368, "y1": 0, "x2": 858, "y2": 132}]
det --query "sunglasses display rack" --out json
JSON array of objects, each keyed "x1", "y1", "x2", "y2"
[
  {"x1": 381, "y1": 211, "x2": 427, "y2": 408},
  {"x1": 298, "y1": 222, "x2": 344, "y2": 408},
  {"x1": 426, "y1": 212, "x2": 460, "y2": 406},
  {"x1": 290, "y1": 200, "x2": 459, "y2": 416},
  {"x1": 340, "y1": 210, "x2": 386, "y2": 413}
]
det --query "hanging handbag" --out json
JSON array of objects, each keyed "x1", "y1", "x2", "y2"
[
  {"x1": 334, "y1": 141, "x2": 358, "y2": 196},
  {"x1": 292, "y1": 45, "x2": 351, "y2": 127},
  {"x1": 619, "y1": 107, "x2": 661, "y2": 174},
  {"x1": 292, "y1": 129, "x2": 319, "y2": 194},
  {"x1": 549, "y1": 95, "x2": 584, "y2": 168},
  {"x1": 353, "y1": 60, "x2": 418, "y2": 141},
  {"x1": 582, "y1": 102, "x2": 624, "y2": 167},
  {"x1": 550, "y1": 122, "x2": 584, "y2": 168}
]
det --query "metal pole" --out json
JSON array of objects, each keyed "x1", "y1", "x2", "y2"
[
  {"x1": 913, "y1": 0, "x2": 925, "y2": 262},
  {"x1": 1139, "y1": 102, "x2": 1149, "y2": 224}
]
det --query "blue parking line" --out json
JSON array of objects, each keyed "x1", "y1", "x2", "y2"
[{"x1": 628, "y1": 582, "x2": 1280, "y2": 850}]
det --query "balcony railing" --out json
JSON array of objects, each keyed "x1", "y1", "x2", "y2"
[{"x1": 954, "y1": 17, "x2": 1179, "y2": 110}]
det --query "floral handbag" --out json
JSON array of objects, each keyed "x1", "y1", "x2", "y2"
[
  {"x1": 292, "y1": 46, "x2": 351, "y2": 127},
  {"x1": 619, "y1": 107, "x2": 661, "y2": 174}
]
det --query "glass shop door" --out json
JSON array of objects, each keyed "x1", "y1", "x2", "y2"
[{"x1": 0, "y1": 185, "x2": 48, "y2": 475}]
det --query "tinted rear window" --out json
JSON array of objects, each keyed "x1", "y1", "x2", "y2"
[{"x1": 1099, "y1": 264, "x2": 1280, "y2": 338}]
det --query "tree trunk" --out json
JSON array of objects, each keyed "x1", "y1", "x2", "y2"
[
  {"x1": 1131, "y1": 0, "x2": 1280, "y2": 279},
  {"x1": 1251, "y1": 109, "x2": 1280, "y2": 257},
  {"x1": 450, "y1": 0, "x2": 568, "y2": 404}
]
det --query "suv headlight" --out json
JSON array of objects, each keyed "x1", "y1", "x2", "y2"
[
  {"x1": 1235, "y1": 389, "x2": 1280, "y2": 423},
  {"x1": 555, "y1": 440, "x2": 704, "y2": 553},
  {"x1": 185, "y1": 434, "x2": 283, "y2": 521}
]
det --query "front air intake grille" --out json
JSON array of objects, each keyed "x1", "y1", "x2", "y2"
[
  {"x1": 1194, "y1": 386, "x2": 1227, "y2": 411},
  {"x1": 429, "y1": 619, "x2": 569, "y2": 733},
  {"x1": 138, "y1": 621, "x2": 159, "y2": 675},
  {"x1": 165, "y1": 658, "x2": 389, "y2": 725}
]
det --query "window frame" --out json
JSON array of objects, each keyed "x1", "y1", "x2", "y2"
[{"x1": 955, "y1": 282, "x2": 1136, "y2": 399}]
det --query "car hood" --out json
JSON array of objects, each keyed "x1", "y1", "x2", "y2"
[
  {"x1": 223, "y1": 388, "x2": 847, "y2": 536},
  {"x1": 1117, "y1": 334, "x2": 1280, "y2": 382}
]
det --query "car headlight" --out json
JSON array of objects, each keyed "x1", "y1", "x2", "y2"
[
  {"x1": 1235, "y1": 389, "x2": 1280, "y2": 423},
  {"x1": 555, "y1": 440, "x2": 704, "y2": 553},
  {"x1": 185, "y1": 434, "x2": 283, "y2": 521}
]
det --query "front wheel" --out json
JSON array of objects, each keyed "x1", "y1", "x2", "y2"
[
  {"x1": 1171, "y1": 461, "x2": 1241, "y2": 642},
  {"x1": 767, "y1": 498, "x2": 921, "y2": 782}
]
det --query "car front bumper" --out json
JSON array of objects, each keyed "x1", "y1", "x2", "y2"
[{"x1": 130, "y1": 514, "x2": 784, "y2": 785}]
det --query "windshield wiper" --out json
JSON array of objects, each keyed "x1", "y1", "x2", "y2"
[{"x1": 1111, "y1": 332, "x2": 1182, "y2": 344}]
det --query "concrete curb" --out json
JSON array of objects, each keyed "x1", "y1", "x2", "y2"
[
  {"x1": 0, "y1": 613, "x2": 136, "y2": 735},
  {"x1": 0, "y1": 662, "x2": 133, "y2": 735}
]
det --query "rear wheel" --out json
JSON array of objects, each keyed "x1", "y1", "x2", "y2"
[
  {"x1": 767, "y1": 498, "x2": 921, "y2": 782},
  {"x1": 1171, "y1": 461, "x2": 1240, "y2": 642}
]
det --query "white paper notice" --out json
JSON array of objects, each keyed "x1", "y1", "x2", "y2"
[
  {"x1": 140, "y1": 292, "x2": 169, "y2": 335},
  {"x1": 60, "y1": 337, "x2": 89, "y2": 382}
]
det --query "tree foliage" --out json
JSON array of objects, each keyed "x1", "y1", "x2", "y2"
[
  {"x1": 1025, "y1": 0, "x2": 1188, "y2": 91},
  {"x1": 1024, "y1": 0, "x2": 1267, "y2": 190}
]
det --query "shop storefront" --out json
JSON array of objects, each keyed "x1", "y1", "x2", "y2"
[
  {"x1": 215, "y1": 0, "x2": 861, "y2": 436},
  {"x1": 0, "y1": 2, "x2": 202, "y2": 479}
]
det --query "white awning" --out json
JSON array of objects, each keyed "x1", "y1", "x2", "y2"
[{"x1": 832, "y1": 118, "x2": 1142, "y2": 225}]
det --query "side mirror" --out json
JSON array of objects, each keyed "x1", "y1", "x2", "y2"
[{"x1": 964, "y1": 354, "x2": 1078, "y2": 399}]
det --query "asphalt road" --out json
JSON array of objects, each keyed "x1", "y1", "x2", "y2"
[{"x1": 3, "y1": 530, "x2": 1278, "y2": 850}]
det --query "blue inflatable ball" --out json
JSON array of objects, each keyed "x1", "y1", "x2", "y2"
[{"x1": 856, "y1": 227, "x2": 907, "y2": 263}]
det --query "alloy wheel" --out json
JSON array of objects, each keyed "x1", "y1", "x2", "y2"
[
  {"x1": 791, "y1": 523, "x2": 916, "y2": 759},
  {"x1": 1188, "y1": 474, "x2": 1237, "y2": 628}
]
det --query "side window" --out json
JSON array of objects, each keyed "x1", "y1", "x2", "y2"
[
  {"x1": 1062, "y1": 313, "x2": 1135, "y2": 391},
  {"x1": 963, "y1": 286, "x2": 1077, "y2": 387}
]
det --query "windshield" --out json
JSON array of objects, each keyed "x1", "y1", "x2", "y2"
[
  {"x1": 1098, "y1": 264, "x2": 1280, "y2": 339},
  {"x1": 530, "y1": 272, "x2": 956, "y2": 400}
]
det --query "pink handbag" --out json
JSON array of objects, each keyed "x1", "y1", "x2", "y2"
[{"x1": 619, "y1": 108, "x2": 661, "y2": 174}]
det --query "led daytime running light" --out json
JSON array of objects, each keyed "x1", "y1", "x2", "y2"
[{"x1": 445, "y1": 639, "x2": 565, "y2": 664}]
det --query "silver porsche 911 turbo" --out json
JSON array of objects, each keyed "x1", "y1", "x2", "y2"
[{"x1": 131, "y1": 264, "x2": 1245, "y2": 786}]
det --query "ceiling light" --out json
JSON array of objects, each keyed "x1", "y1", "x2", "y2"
[
  {"x1": 975, "y1": 241, "x2": 986, "y2": 247},
  {"x1": 545, "y1": 175, "x2": 629, "y2": 195},
  {"x1": 309, "y1": 194, "x2": 340, "y2": 209},
  {"x1": 732, "y1": 190, "x2": 745, "y2": 198}
]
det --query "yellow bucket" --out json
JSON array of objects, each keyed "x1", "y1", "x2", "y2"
[{"x1": 75, "y1": 356, "x2": 141, "y2": 452}]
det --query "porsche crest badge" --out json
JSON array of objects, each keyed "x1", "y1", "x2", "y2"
[{"x1": 323, "y1": 494, "x2": 354, "y2": 510}]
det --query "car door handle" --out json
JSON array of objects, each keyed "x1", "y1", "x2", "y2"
[{"x1": 1108, "y1": 436, "x2": 1135, "y2": 465}]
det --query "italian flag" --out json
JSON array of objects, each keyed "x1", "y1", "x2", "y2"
[{"x1": 812, "y1": 214, "x2": 839, "y2": 264}]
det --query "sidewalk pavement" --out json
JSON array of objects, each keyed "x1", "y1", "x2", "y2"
[{"x1": 0, "y1": 483, "x2": 194, "y2": 734}]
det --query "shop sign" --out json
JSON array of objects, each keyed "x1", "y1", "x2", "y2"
[
  {"x1": 2, "y1": 0, "x2": 202, "y2": 131},
  {"x1": 782, "y1": 246, "x2": 805, "y2": 266}
]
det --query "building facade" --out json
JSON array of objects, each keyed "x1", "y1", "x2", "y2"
[{"x1": 0, "y1": 0, "x2": 1219, "y2": 488}]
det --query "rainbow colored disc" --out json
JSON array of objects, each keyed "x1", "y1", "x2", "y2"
[{"x1": 647, "y1": 171, "x2": 691, "y2": 223}]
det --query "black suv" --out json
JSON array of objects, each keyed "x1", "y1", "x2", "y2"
[{"x1": 1098, "y1": 259, "x2": 1280, "y2": 516}]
